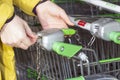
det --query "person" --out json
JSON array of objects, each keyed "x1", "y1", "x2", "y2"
[{"x1": 0, "y1": 0, "x2": 74, "y2": 80}]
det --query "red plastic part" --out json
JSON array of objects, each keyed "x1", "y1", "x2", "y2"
[{"x1": 78, "y1": 20, "x2": 86, "y2": 27}]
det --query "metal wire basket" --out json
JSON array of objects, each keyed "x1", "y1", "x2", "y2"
[
  {"x1": 14, "y1": 26, "x2": 120, "y2": 80},
  {"x1": 14, "y1": 0, "x2": 120, "y2": 80}
]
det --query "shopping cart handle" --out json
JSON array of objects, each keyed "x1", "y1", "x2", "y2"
[
  {"x1": 109, "y1": 31, "x2": 120, "y2": 44},
  {"x1": 65, "y1": 76, "x2": 85, "y2": 80},
  {"x1": 52, "y1": 42, "x2": 82, "y2": 58},
  {"x1": 65, "y1": 74, "x2": 118, "y2": 80},
  {"x1": 37, "y1": 28, "x2": 77, "y2": 51}
]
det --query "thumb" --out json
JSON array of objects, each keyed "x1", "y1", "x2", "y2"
[
  {"x1": 24, "y1": 23, "x2": 38, "y2": 43},
  {"x1": 59, "y1": 10, "x2": 74, "y2": 26},
  {"x1": 24, "y1": 23, "x2": 37, "y2": 38}
]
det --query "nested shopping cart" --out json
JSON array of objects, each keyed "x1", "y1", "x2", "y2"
[{"x1": 14, "y1": 0, "x2": 120, "y2": 80}]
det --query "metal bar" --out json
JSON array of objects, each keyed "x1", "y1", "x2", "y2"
[{"x1": 82, "y1": 0, "x2": 120, "y2": 13}]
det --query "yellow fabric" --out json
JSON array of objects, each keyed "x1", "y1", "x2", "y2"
[
  {"x1": 0, "y1": 0, "x2": 41, "y2": 80},
  {"x1": 0, "y1": 2, "x2": 14, "y2": 30},
  {"x1": 0, "y1": 0, "x2": 41, "y2": 29},
  {"x1": 0, "y1": 70, "x2": 2, "y2": 80},
  {"x1": 14, "y1": 0, "x2": 41, "y2": 16},
  {"x1": 0, "y1": 44, "x2": 16, "y2": 80}
]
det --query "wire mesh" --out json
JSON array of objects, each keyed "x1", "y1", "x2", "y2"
[
  {"x1": 14, "y1": 0, "x2": 120, "y2": 80},
  {"x1": 15, "y1": 26, "x2": 120, "y2": 80}
]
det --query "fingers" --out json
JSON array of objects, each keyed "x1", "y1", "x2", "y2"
[
  {"x1": 24, "y1": 23, "x2": 38, "y2": 42},
  {"x1": 24, "y1": 23, "x2": 36, "y2": 38},
  {"x1": 59, "y1": 9, "x2": 74, "y2": 26},
  {"x1": 17, "y1": 42, "x2": 29, "y2": 50},
  {"x1": 3, "y1": 37, "x2": 33, "y2": 50},
  {"x1": 18, "y1": 36, "x2": 35, "y2": 49},
  {"x1": 1, "y1": 28, "x2": 37, "y2": 50}
]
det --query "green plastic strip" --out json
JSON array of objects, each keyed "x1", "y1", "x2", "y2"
[
  {"x1": 98, "y1": 14, "x2": 120, "y2": 23},
  {"x1": 104, "y1": 0, "x2": 120, "y2": 2},
  {"x1": 99, "y1": 14, "x2": 120, "y2": 17},
  {"x1": 51, "y1": 0, "x2": 85, "y2": 3},
  {"x1": 52, "y1": 0, "x2": 120, "y2": 3},
  {"x1": 65, "y1": 76, "x2": 85, "y2": 80},
  {"x1": 116, "y1": 19, "x2": 120, "y2": 23},
  {"x1": 65, "y1": 57, "x2": 120, "y2": 80},
  {"x1": 53, "y1": 42, "x2": 82, "y2": 58},
  {"x1": 99, "y1": 57, "x2": 120, "y2": 64},
  {"x1": 109, "y1": 31, "x2": 120, "y2": 44},
  {"x1": 51, "y1": 0, "x2": 75, "y2": 3},
  {"x1": 62, "y1": 28, "x2": 76, "y2": 35}
]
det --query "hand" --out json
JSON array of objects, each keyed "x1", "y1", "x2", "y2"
[
  {"x1": 36, "y1": 1, "x2": 74, "y2": 29},
  {"x1": 0, "y1": 15, "x2": 37, "y2": 49}
]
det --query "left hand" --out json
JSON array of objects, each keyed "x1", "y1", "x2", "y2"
[
  {"x1": 35, "y1": 0, "x2": 74, "y2": 29},
  {"x1": 0, "y1": 15, "x2": 37, "y2": 49}
]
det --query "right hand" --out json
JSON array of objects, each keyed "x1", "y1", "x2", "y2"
[
  {"x1": 0, "y1": 15, "x2": 37, "y2": 50},
  {"x1": 36, "y1": 1, "x2": 74, "y2": 29}
]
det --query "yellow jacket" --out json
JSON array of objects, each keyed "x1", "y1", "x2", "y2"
[{"x1": 0, "y1": 0, "x2": 40, "y2": 80}]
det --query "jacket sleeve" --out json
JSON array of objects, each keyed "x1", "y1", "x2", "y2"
[
  {"x1": 13, "y1": 0, "x2": 41, "y2": 16},
  {"x1": 0, "y1": 2, "x2": 14, "y2": 30}
]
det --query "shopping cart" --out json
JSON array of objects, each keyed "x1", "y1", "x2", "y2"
[{"x1": 14, "y1": 0, "x2": 120, "y2": 80}]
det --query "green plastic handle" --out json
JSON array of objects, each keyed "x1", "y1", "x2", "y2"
[
  {"x1": 52, "y1": 42, "x2": 82, "y2": 58},
  {"x1": 62, "y1": 28, "x2": 76, "y2": 36},
  {"x1": 109, "y1": 31, "x2": 120, "y2": 44},
  {"x1": 65, "y1": 76, "x2": 85, "y2": 80}
]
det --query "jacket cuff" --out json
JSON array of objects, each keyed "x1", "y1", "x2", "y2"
[
  {"x1": 5, "y1": 12, "x2": 15, "y2": 23},
  {"x1": 32, "y1": 0, "x2": 48, "y2": 15}
]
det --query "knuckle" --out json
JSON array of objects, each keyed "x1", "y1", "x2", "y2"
[
  {"x1": 18, "y1": 34, "x2": 25, "y2": 39},
  {"x1": 17, "y1": 37, "x2": 25, "y2": 43},
  {"x1": 12, "y1": 40, "x2": 18, "y2": 44},
  {"x1": 22, "y1": 46, "x2": 28, "y2": 50},
  {"x1": 61, "y1": 9, "x2": 65, "y2": 13},
  {"x1": 12, "y1": 39, "x2": 21, "y2": 45},
  {"x1": 23, "y1": 21, "x2": 26, "y2": 23},
  {"x1": 25, "y1": 47, "x2": 28, "y2": 50},
  {"x1": 23, "y1": 21, "x2": 28, "y2": 26}
]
